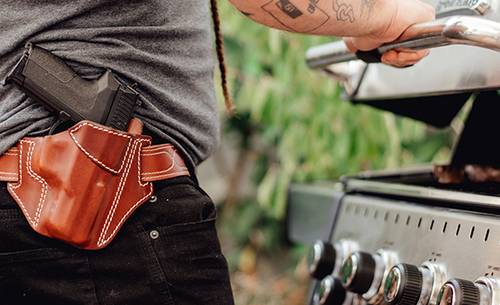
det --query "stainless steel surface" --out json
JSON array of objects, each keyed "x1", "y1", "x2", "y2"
[
  {"x1": 437, "y1": 283, "x2": 457, "y2": 305},
  {"x1": 419, "y1": 266, "x2": 435, "y2": 305},
  {"x1": 343, "y1": 254, "x2": 360, "y2": 288},
  {"x1": 384, "y1": 267, "x2": 403, "y2": 303},
  {"x1": 320, "y1": 276, "x2": 336, "y2": 304},
  {"x1": 436, "y1": 0, "x2": 491, "y2": 16},
  {"x1": 478, "y1": 282, "x2": 493, "y2": 305},
  {"x1": 344, "y1": 178, "x2": 500, "y2": 209},
  {"x1": 310, "y1": 242, "x2": 325, "y2": 276},
  {"x1": 287, "y1": 184, "x2": 343, "y2": 244},
  {"x1": 476, "y1": 277, "x2": 500, "y2": 305},
  {"x1": 334, "y1": 240, "x2": 360, "y2": 277},
  {"x1": 305, "y1": 0, "x2": 500, "y2": 100},
  {"x1": 320, "y1": 61, "x2": 367, "y2": 96},
  {"x1": 306, "y1": 179, "x2": 500, "y2": 305},
  {"x1": 472, "y1": 0, "x2": 492, "y2": 15},
  {"x1": 421, "y1": 262, "x2": 449, "y2": 305},
  {"x1": 364, "y1": 250, "x2": 399, "y2": 304},
  {"x1": 333, "y1": 195, "x2": 500, "y2": 281}
]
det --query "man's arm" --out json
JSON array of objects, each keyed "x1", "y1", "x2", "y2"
[
  {"x1": 228, "y1": 0, "x2": 435, "y2": 66},
  {"x1": 228, "y1": 0, "x2": 396, "y2": 37}
]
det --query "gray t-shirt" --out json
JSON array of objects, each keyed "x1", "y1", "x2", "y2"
[{"x1": 0, "y1": 0, "x2": 220, "y2": 167}]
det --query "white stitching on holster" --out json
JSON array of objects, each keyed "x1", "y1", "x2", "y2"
[
  {"x1": 99, "y1": 185, "x2": 152, "y2": 246},
  {"x1": 0, "y1": 171, "x2": 17, "y2": 175},
  {"x1": 98, "y1": 138, "x2": 138, "y2": 246},
  {"x1": 24, "y1": 140, "x2": 49, "y2": 227},
  {"x1": 142, "y1": 144, "x2": 174, "y2": 152},
  {"x1": 141, "y1": 151, "x2": 176, "y2": 176},
  {"x1": 142, "y1": 171, "x2": 189, "y2": 181},
  {"x1": 70, "y1": 122, "x2": 133, "y2": 174},
  {"x1": 99, "y1": 139, "x2": 153, "y2": 246},
  {"x1": 7, "y1": 142, "x2": 35, "y2": 226},
  {"x1": 137, "y1": 139, "x2": 151, "y2": 187}
]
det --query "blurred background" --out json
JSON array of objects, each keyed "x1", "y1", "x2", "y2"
[{"x1": 198, "y1": 2, "x2": 462, "y2": 304}]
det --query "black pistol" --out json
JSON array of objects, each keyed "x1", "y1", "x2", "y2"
[{"x1": 4, "y1": 44, "x2": 139, "y2": 131}]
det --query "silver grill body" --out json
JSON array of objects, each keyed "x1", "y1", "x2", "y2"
[
  {"x1": 336, "y1": 195, "x2": 499, "y2": 280},
  {"x1": 299, "y1": 2, "x2": 500, "y2": 305},
  {"x1": 286, "y1": 170, "x2": 500, "y2": 305}
]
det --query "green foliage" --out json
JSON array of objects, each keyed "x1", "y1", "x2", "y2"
[{"x1": 218, "y1": 2, "x2": 453, "y2": 219}]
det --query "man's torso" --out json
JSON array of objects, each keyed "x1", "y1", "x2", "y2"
[{"x1": 0, "y1": 0, "x2": 220, "y2": 167}]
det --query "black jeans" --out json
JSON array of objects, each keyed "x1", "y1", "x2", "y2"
[{"x1": 0, "y1": 177, "x2": 235, "y2": 305}]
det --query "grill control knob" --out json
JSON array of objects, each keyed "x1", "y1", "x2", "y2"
[
  {"x1": 384, "y1": 263, "x2": 447, "y2": 305},
  {"x1": 340, "y1": 251, "x2": 376, "y2": 294},
  {"x1": 309, "y1": 241, "x2": 336, "y2": 280},
  {"x1": 384, "y1": 264, "x2": 423, "y2": 305},
  {"x1": 316, "y1": 276, "x2": 347, "y2": 305},
  {"x1": 340, "y1": 250, "x2": 399, "y2": 304},
  {"x1": 308, "y1": 240, "x2": 359, "y2": 280},
  {"x1": 436, "y1": 279, "x2": 480, "y2": 305},
  {"x1": 437, "y1": 277, "x2": 500, "y2": 305}
]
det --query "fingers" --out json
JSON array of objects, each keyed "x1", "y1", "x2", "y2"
[
  {"x1": 346, "y1": 2, "x2": 434, "y2": 70},
  {"x1": 381, "y1": 49, "x2": 430, "y2": 68},
  {"x1": 345, "y1": 36, "x2": 431, "y2": 67},
  {"x1": 343, "y1": 38, "x2": 357, "y2": 52},
  {"x1": 344, "y1": 0, "x2": 435, "y2": 67}
]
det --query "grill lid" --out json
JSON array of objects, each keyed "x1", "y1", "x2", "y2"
[{"x1": 306, "y1": 5, "x2": 500, "y2": 127}]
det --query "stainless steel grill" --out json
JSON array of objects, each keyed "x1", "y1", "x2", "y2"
[
  {"x1": 305, "y1": 0, "x2": 500, "y2": 101},
  {"x1": 287, "y1": 1, "x2": 500, "y2": 305}
]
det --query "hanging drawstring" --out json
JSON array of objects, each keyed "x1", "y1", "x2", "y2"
[{"x1": 210, "y1": 0, "x2": 234, "y2": 113}]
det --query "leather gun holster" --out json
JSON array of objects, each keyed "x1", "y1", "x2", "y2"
[{"x1": 0, "y1": 119, "x2": 189, "y2": 250}]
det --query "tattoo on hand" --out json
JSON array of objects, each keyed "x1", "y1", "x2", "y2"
[{"x1": 332, "y1": 0, "x2": 356, "y2": 23}]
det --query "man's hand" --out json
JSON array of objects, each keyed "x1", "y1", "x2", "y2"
[
  {"x1": 344, "y1": 0, "x2": 435, "y2": 67},
  {"x1": 228, "y1": 0, "x2": 435, "y2": 67}
]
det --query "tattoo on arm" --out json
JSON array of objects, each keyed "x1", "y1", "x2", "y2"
[
  {"x1": 332, "y1": 0, "x2": 356, "y2": 23},
  {"x1": 276, "y1": 0, "x2": 304, "y2": 18},
  {"x1": 260, "y1": 0, "x2": 330, "y2": 32},
  {"x1": 253, "y1": 0, "x2": 364, "y2": 32}
]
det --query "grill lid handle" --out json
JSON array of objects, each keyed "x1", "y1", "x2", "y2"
[{"x1": 306, "y1": 16, "x2": 500, "y2": 69}]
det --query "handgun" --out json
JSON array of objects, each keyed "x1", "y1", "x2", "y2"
[{"x1": 4, "y1": 44, "x2": 139, "y2": 131}]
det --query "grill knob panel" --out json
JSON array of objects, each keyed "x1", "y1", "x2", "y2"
[
  {"x1": 384, "y1": 263, "x2": 423, "y2": 305},
  {"x1": 308, "y1": 241, "x2": 337, "y2": 280},
  {"x1": 340, "y1": 251, "x2": 376, "y2": 295}
]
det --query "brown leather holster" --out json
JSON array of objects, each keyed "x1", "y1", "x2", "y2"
[{"x1": 0, "y1": 120, "x2": 189, "y2": 250}]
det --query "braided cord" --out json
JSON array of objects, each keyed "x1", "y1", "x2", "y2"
[{"x1": 210, "y1": 0, "x2": 234, "y2": 113}]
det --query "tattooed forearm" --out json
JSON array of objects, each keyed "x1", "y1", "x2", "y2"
[
  {"x1": 228, "y1": 0, "x2": 387, "y2": 35},
  {"x1": 260, "y1": 0, "x2": 330, "y2": 32},
  {"x1": 332, "y1": 0, "x2": 356, "y2": 23}
]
